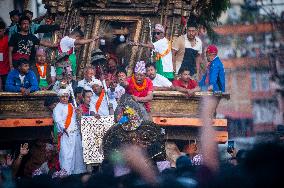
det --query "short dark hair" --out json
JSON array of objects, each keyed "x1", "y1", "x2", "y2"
[
  {"x1": 74, "y1": 87, "x2": 84, "y2": 97},
  {"x1": 178, "y1": 67, "x2": 190, "y2": 75},
  {"x1": 19, "y1": 16, "x2": 31, "y2": 24},
  {"x1": 70, "y1": 26, "x2": 84, "y2": 37},
  {"x1": 23, "y1": 10, "x2": 33, "y2": 16},
  {"x1": 0, "y1": 20, "x2": 6, "y2": 29},
  {"x1": 15, "y1": 58, "x2": 29, "y2": 68},
  {"x1": 145, "y1": 62, "x2": 156, "y2": 70},
  {"x1": 82, "y1": 89, "x2": 93, "y2": 98},
  {"x1": 117, "y1": 68, "x2": 127, "y2": 76}
]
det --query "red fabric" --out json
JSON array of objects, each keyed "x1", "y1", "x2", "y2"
[
  {"x1": 206, "y1": 45, "x2": 218, "y2": 54},
  {"x1": 0, "y1": 35, "x2": 10, "y2": 75},
  {"x1": 47, "y1": 154, "x2": 60, "y2": 171},
  {"x1": 173, "y1": 78, "x2": 197, "y2": 89},
  {"x1": 80, "y1": 104, "x2": 90, "y2": 116},
  {"x1": 181, "y1": 16, "x2": 187, "y2": 26},
  {"x1": 126, "y1": 77, "x2": 153, "y2": 112}
]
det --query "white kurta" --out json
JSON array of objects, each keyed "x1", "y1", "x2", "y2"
[
  {"x1": 90, "y1": 93, "x2": 118, "y2": 116},
  {"x1": 53, "y1": 103, "x2": 86, "y2": 175}
]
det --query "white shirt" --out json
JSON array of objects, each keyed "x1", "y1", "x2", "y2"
[
  {"x1": 90, "y1": 92, "x2": 118, "y2": 116},
  {"x1": 60, "y1": 36, "x2": 75, "y2": 53},
  {"x1": 19, "y1": 75, "x2": 25, "y2": 84},
  {"x1": 152, "y1": 74, "x2": 172, "y2": 87},
  {"x1": 153, "y1": 37, "x2": 173, "y2": 72},
  {"x1": 184, "y1": 35, "x2": 202, "y2": 54},
  {"x1": 53, "y1": 103, "x2": 78, "y2": 133},
  {"x1": 107, "y1": 84, "x2": 125, "y2": 99},
  {"x1": 77, "y1": 77, "x2": 100, "y2": 91},
  {"x1": 38, "y1": 65, "x2": 56, "y2": 79}
]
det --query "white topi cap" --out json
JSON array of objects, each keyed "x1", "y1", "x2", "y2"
[{"x1": 154, "y1": 24, "x2": 165, "y2": 33}]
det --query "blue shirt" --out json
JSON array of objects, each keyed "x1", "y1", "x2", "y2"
[
  {"x1": 5, "y1": 69, "x2": 39, "y2": 92},
  {"x1": 199, "y1": 56, "x2": 225, "y2": 92}
]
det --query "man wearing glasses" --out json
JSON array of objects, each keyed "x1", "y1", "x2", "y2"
[
  {"x1": 172, "y1": 16, "x2": 202, "y2": 79},
  {"x1": 130, "y1": 24, "x2": 174, "y2": 81}
]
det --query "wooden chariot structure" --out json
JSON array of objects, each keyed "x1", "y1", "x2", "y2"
[
  {"x1": 0, "y1": 0, "x2": 230, "y2": 148},
  {"x1": 0, "y1": 91, "x2": 229, "y2": 149}
]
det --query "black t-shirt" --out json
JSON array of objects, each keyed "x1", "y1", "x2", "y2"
[{"x1": 8, "y1": 33, "x2": 40, "y2": 62}]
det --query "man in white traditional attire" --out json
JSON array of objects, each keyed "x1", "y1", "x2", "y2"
[
  {"x1": 89, "y1": 79, "x2": 117, "y2": 117},
  {"x1": 53, "y1": 88, "x2": 86, "y2": 175},
  {"x1": 77, "y1": 67, "x2": 99, "y2": 91},
  {"x1": 130, "y1": 24, "x2": 174, "y2": 80}
]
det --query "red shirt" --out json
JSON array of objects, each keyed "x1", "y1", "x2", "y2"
[
  {"x1": 80, "y1": 104, "x2": 90, "y2": 116},
  {"x1": 126, "y1": 77, "x2": 153, "y2": 112},
  {"x1": 0, "y1": 35, "x2": 10, "y2": 75},
  {"x1": 173, "y1": 78, "x2": 197, "y2": 89}
]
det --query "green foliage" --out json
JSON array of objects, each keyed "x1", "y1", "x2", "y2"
[{"x1": 196, "y1": 0, "x2": 230, "y2": 42}]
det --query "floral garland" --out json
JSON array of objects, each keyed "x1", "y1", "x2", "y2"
[
  {"x1": 36, "y1": 63, "x2": 47, "y2": 78},
  {"x1": 131, "y1": 75, "x2": 147, "y2": 92}
]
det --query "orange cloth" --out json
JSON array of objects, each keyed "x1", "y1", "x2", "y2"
[
  {"x1": 36, "y1": 63, "x2": 47, "y2": 78},
  {"x1": 95, "y1": 89, "x2": 105, "y2": 113}
]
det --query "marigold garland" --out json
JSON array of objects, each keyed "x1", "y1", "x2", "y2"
[
  {"x1": 36, "y1": 63, "x2": 47, "y2": 78},
  {"x1": 132, "y1": 75, "x2": 147, "y2": 92}
]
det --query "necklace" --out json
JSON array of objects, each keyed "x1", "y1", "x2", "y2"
[{"x1": 132, "y1": 75, "x2": 147, "y2": 92}]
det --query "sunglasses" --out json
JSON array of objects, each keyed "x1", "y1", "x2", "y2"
[{"x1": 153, "y1": 32, "x2": 161, "y2": 35}]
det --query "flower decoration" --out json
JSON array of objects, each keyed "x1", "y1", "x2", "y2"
[{"x1": 118, "y1": 106, "x2": 142, "y2": 131}]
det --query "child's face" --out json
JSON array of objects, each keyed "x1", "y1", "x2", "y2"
[{"x1": 36, "y1": 53, "x2": 47, "y2": 64}]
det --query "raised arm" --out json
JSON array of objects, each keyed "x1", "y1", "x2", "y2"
[
  {"x1": 200, "y1": 96, "x2": 219, "y2": 172},
  {"x1": 74, "y1": 36, "x2": 99, "y2": 45},
  {"x1": 40, "y1": 40, "x2": 57, "y2": 48}
]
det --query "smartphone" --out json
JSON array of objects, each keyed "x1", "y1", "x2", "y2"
[{"x1": 227, "y1": 140, "x2": 234, "y2": 153}]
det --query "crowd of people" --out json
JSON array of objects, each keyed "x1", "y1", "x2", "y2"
[{"x1": 0, "y1": 9, "x2": 252, "y2": 188}]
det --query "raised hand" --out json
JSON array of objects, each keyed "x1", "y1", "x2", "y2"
[
  {"x1": 6, "y1": 154, "x2": 14, "y2": 166},
  {"x1": 20, "y1": 143, "x2": 29, "y2": 156}
]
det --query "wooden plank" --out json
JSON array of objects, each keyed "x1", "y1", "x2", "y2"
[
  {"x1": 153, "y1": 117, "x2": 227, "y2": 127},
  {"x1": 215, "y1": 131, "x2": 228, "y2": 143},
  {"x1": 0, "y1": 118, "x2": 53, "y2": 128}
]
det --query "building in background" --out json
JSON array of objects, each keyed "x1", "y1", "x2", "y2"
[
  {"x1": 215, "y1": 0, "x2": 284, "y2": 137},
  {"x1": 0, "y1": 0, "x2": 45, "y2": 25}
]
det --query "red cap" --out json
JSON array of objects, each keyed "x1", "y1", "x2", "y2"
[{"x1": 206, "y1": 45, "x2": 218, "y2": 54}]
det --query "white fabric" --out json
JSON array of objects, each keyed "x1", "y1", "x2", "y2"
[
  {"x1": 88, "y1": 78, "x2": 103, "y2": 87},
  {"x1": 53, "y1": 81, "x2": 73, "y2": 94},
  {"x1": 172, "y1": 35, "x2": 202, "y2": 54},
  {"x1": 19, "y1": 75, "x2": 25, "y2": 85},
  {"x1": 152, "y1": 74, "x2": 172, "y2": 87},
  {"x1": 78, "y1": 77, "x2": 100, "y2": 91},
  {"x1": 51, "y1": 66, "x2": 56, "y2": 77},
  {"x1": 53, "y1": 103, "x2": 86, "y2": 175},
  {"x1": 58, "y1": 88, "x2": 70, "y2": 96},
  {"x1": 107, "y1": 84, "x2": 125, "y2": 99},
  {"x1": 90, "y1": 92, "x2": 118, "y2": 116},
  {"x1": 60, "y1": 36, "x2": 76, "y2": 53},
  {"x1": 177, "y1": 35, "x2": 202, "y2": 54},
  {"x1": 155, "y1": 24, "x2": 165, "y2": 33},
  {"x1": 38, "y1": 65, "x2": 56, "y2": 79},
  {"x1": 153, "y1": 37, "x2": 173, "y2": 72},
  {"x1": 81, "y1": 116, "x2": 114, "y2": 164}
]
